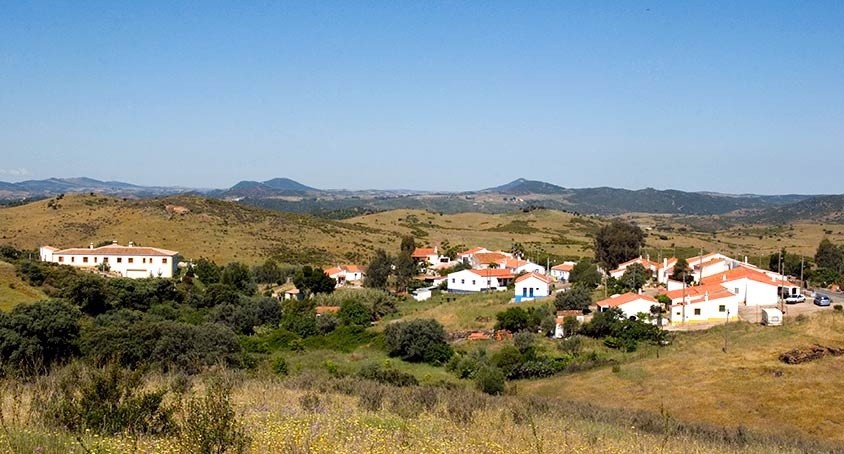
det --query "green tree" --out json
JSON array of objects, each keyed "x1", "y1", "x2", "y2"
[
  {"x1": 221, "y1": 262, "x2": 254, "y2": 294},
  {"x1": 364, "y1": 249, "x2": 392, "y2": 290},
  {"x1": 252, "y1": 259, "x2": 282, "y2": 285},
  {"x1": 670, "y1": 257, "x2": 692, "y2": 283},
  {"x1": 337, "y1": 300, "x2": 372, "y2": 326},
  {"x1": 594, "y1": 220, "x2": 645, "y2": 270},
  {"x1": 554, "y1": 286, "x2": 593, "y2": 312},
  {"x1": 0, "y1": 300, "x2": 82, "y2": 374},
  {"x1": 193, "y1": 258, "x2": 221, "y2": 284},
  {"x1": 568, "y1": 259, "x2": 601, "y2": 288},
  {"x1": 620, "y1": 263, "x2": 649, "y2": 291},
  {"x1": 815, "y1": 239, "x2": 843, "y2": 274},
  {"x1": 494, "y1": 307, "x2": 530, "y2": 332},
  {"x1": 768, "y1": 248, "x2": 804, "y2": 277},
  {"x1": 292, "y1": 266, "x2": 335, "y2": 296},
  {"x1": 474, "y1": 365, "x2": 505, "y2": 395},
  {"x1": 63, "y1": 274, "x2": 109, "y2": 315},
  {"x1": 383, "y1": 319, "x2": 453, "y2": 365}
]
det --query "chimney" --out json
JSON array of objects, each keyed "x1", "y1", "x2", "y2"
[
  {"x1": 704, "y1": 291, "x2": 709, "y2": 302},
  {"x1": 128, "y1": 242, "x2": 134, "y2": 247},
  {"x1": 112, "y1": 240, "x2": 117, "y2": 245},
  {"x1": 89, "y1": 243, "x2": 94, "y2": 249}
]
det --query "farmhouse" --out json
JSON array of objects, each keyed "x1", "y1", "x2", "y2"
[
  {"x1": 40, "y1": 242, "x2": 178, "y2": 278},
  {"x1": 447, "y1": 268, "x2": 515, "y2": 293},
  {"x1": 324, "y1": 265, "x2": 365, "y2": 285},
  {"x1": 609, "y1": 256, "x2": 659, "y2": 280},
  {"x1": 596, "y1": 292, "x2": 659, "y2": 320},
  {"x1": 514, "y1": 272, "x2": 552, "y2": 302},
  {"x1": 550, "y1": 262, "x2": 575, "y2": 282},
  {"x1": 701, "y1": 267, "x2": 780, "y2": 306},
  {"x1": 662, "y1": 283, "x2": 740, "y2": 324},
  {"x1": 501, "y1": 258, "x2": 545, "y2": 274}
]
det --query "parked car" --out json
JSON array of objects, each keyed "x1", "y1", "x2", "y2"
[
  {"x1": 814, "y1": 294, "x2": 832, "y2": 306},
  {"x1": 785, "y1": 294, "x2": 805, "y2": 304}
]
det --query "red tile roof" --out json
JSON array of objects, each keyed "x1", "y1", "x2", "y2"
[
  {"x1": 54, "y1": 245, "x2": 178, "y2": 257},
  {"x1": 315, "y1": 306, "x2": 340, "y2": 315},
  {"x1": 701, "y1": 267, "x2": 778, "y2": 286},
  {"x1": 552, "y1": 263, "x2": 574, "y2": 271},
  {"x1": 515, "y1": 271, "x2": 552, "y2": 284},
  {"x1": 474, "y1": 252, "x2": 507, "y2": 264},
  {"x1": 596, "y1": 292, "x2": 658, "y2": 308},
  {"x1": 412, "y1": 247, "x2": 437, "y2": 258},
  {"x1": 459, "y1": 247, "x2": 486, "y2": 256},
  {"x1": 663, "y1": 283, "x2": 732, "y2": 301},
  {"x1": 468, "y1": 269, "x2": 515, "y2": 279}
]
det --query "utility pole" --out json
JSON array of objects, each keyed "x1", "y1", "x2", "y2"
[{"x1": 722, "y1": 309, "x2": 730, "y2": 353}]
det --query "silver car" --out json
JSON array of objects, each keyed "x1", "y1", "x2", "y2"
[{"x1": 814, "y1": 294, "x2": 832, "y2": 306}]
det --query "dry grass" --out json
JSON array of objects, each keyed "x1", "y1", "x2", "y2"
[
  {"x1": 522, "y1": 311, "x2": 844, "y2": 442},
  {"x1": 0, "y1": 261, "x2": 45, "y2": 311}
]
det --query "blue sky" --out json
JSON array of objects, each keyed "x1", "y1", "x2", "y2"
[{"x1": 1, "y1": 1, "x2": 842, "y2": 193}]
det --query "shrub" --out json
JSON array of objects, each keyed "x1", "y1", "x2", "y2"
[
  {"x1": 272, "y1": 357, "x2": 288, "y2": 376},
  {"x1": 834, "y1": 304, "x2": 843, "y2": 312},
  {"x1": 36, "y1": 363, "x2": 174, "y2": 436},
  {"x1": 357, "y1": 363, "x2": 418, "y2": 387},
  {"x1": 357, "y1": 381, "x2": 385, "y2": 412},
  {"x1": 494, "y1": 307, "x2": 530, "y2": 332},
  {"x1": 0, "y1": 300, "x2": 82, "y2": 375},
  {"x1": 554, "y1": 286, "x2": 592, "y2": 312},
  {"x1": 178, "y1": 377, "x2": 250, "y2": 454},
  {"x1": 474, "y1": 365, "x2": 505, "y2": 396},
  {"x1": 338, "y1": 299, "x2": 373, "y2": 326},
  {"x1": 383, "y1": 319, "x2": 453, "y2": 365},
  {"x1": 558, "y1": 335, "x2": 584, "y2": 356}
]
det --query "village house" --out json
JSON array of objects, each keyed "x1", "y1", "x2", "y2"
[
  {"x1": 324, "y1": 265, "x2": 365, "y2": 285},
  {"x1": 662, "y1": 283, "x2": 740, "y2": 324},
  {"x1": 596, "y1": 292, "x2": 659, "y2": 320},
  {"x1": 500, "y1": 257, "x2": 545, "y2": 275},
  {"x1": 550, "y1": 262, "x2": 575, "y2": 282},
  {"x1": 40, "y1": 242, "x2": 178, "y2": 278},
  {"x1": 701, "y1": 267, "x2": 782, "y2": 306},
  {"x1": 447, "y1": 268, "x2": 515, "y2": 293},
  {"x1": 554, "y1": 310, "x2": 586, "y2": 338},
  {"x1": 457, "y1": 247, "x2": 490, "y2": 265},
  {"x1": 609, "y1": 256, "x2": 659, "y2": 280},
  {"x1": 514, "y1": 271, "x2": 552, "y2": 302},
  {"x1": 470, "y1": 251, "x2": 512, "y2": 269}
]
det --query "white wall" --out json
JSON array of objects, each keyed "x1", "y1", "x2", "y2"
[
  {"x1": 601, "y1": 299, "x2": 657, "y2": 320},
  {"x1": 447, "y1": 270, "x2": 499, "y2": 292},
  {"x1": 551, "y1": 269, "x2": 570, "y2": 281},
  {"x1": 720, "y1": 279, "x2": 779, "y2": 306},
  {"x1": 671, "y1": 295, "x2": 740, "y2": 324},
  {"x1": 51, "y1": 253, "x2": 177, "y2": 278},
  {"x1": 514, "y1": 277, "x2": 550, "y2": 299}
]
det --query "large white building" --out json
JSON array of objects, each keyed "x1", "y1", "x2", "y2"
[
  {"x1": 40, "y1": 242, "x2": 179, "y2": 278},
  {"x1": 662, "y1": 283, "x2": 740, "y2": 324},
  {"x1": 447, "y1": 268, "x2": 515, "y2": 293}
]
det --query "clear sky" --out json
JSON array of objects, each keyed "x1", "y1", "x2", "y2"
[{"x1": 1, "y1": 1, "x2": 842, "y2": 194}]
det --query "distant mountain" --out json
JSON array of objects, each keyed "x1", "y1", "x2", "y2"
[
  {"x1": 0, "y1": 177, "x2": 191, "y2": 201},
  {"x1": 746, "y1": 194, "x2": 844, "y2": 223},
  {"x1": 482, "y1": 178, "x2": 567, "y2": 195},
  {"x1": 220, "y1": 178, "x2": 322, "y2": 198}
]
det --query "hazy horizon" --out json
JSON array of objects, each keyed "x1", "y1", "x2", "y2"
[{"x1": 2, "y1": 2, "x2": 842, "y2": 193}]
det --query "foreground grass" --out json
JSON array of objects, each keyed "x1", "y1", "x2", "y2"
[
  {"x1": 523, "y1": 311, "x2": 844, "y2": 442},
  {"x1": 2, "y1": 372, "x2": 837, "y2": 454}
]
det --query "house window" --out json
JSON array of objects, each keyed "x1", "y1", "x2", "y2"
[
  {"x1": 128, "y1": 258, "x2": 134, "y2": 264},
  {"x1": 71, "y1": 257, "x2": 75, "y2": 263},
  {"x1": 675, "y1": 311, "x2": 681, "y2": 316},
  {"x1": 58, "y1": 256, "x2": 64, "y2": 263},
  {"x1": 719, "y1": 305, "x2": 726, "y2": 312},
  {"x1": 461, "y1": 279, "x2": 465, "y2": 284},
  {"x1": 694, "y1": 308, "x2": 701, "y2": 315},
  {"x1": 103, "y1": 257, "x2": 108, "y2": 263},
  {"x1": 162, "y1": 258, "x2": 168, "y2": 264},
  {"x1": 734, "y1": 288, "x2": 739, "y2": 294},
  {"x1": 83, "y1": 257, "x2": 88, "y2": 263},
  {"x1": 117, "y1": 257, "x2": 122, "y2": 263},
  {"x1": 94, "y1": 257, "x2": 98, "y2": 263},
  {"x1": 142, "y1": 258, "x2": 146, "y2": 264},
  {"x1": 451, "y1": 278, "x2": 455, "y2": 283},
  {"x1": 472, "y1": 280, "x2": 476, "y2": 285},
  {"x1": 487, "y1": 280, "x2": 491, "y2": 285}
]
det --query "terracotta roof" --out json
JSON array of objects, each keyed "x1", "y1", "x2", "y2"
[
  {"x1": 41, "y1": 246, "x2": 59, "y2": 251},
  {"x1": 467, "y1": 332, "x2": 491, "y2": 341},
  {"x1": 701, "y1": 267, "x2": 779, "y2": 286},
  {"x1": 412, "y1": 248, "x2": 436, "y2": 258},
  {"x1": 663, "y1": 283, "x2": 732, "y2": 301},
  {"x1": 459, "y1": 247, "x2": 486, "y2": 256},
  {"x1": 515, "y1": 271, "x2": 552, "y2": 284},
  {"x1": 502, "y1": 258, "x2": 529, "y2": 268},
  {"x1": 54, "y1": 244, "x2": 178, "y2": 257},
  {"x1": 556, "y1": 310, "x2": 582, "y2": 318},
  {"x1": 670, "y1": 289, "x2": 736, "y2": 307},
  {"x1": 596, "y1": 292, "x2": 658, "y2": 308},
  {"x1": 345, "y1": 265, "x2": 363, "y2": 273},
  {"x1": 285, "y1": 288, "x2": 301, "y2": 294},
  {"x1": 552, "y1": 263, "x2": 574, "y2": 271},
  {"x1": 468, "y1": 268, "x2": 515, "y2": 279},
  {"x1": 324, "y1": 266, "x2": 343, "y2": 276},
  {"x1": 656, "y1": 258, "x2": 679, "y2": 270},
  {"x1": 474, "y1": 252, "x2": 508, "y2": 264},
  {"x1": 315, "y1": 306, "x2": 340, "y2": 315}
]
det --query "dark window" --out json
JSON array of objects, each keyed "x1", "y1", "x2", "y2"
[
  {"x1": 128, "y1": 258, "x2": 134, "y2": 264},
  {"x1": 83, "y1": 257, "x2": 88, "y2": 263},
  {"x1": 162, "y1": 258, "x2": 168, "y2": 264},
  {"x1": 719, "y1": 305, "x2": 726, "y2": 312},
  {"x1": 58, "y1": 256, "x2": 64, "y2": 263},
  {"x1": 117, "y1": 257, "x2": 122, "y2": 263},
  {"x1": 694, "y1": 308, "x2": 701, "y2": 315}
]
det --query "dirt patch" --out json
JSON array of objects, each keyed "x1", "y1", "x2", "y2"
[{"x1": 779, "y1": 344, "x2": 844, "y2": 364}]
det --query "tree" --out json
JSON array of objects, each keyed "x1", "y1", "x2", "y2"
[
  {"x1": 568, "y1": 260, "x2": 601, "y2": 289},
  {"x1": 292, "y1": 266, "x2": 335, "y2": 296},
  {"x1": 510, "y1": 242, "x2": 526, "y2": 259},
  {"x1": 494, "y1": 307, "x2": 530, "y2": 332},
  {"x1": 193, "y1": 258, "x2": 221, "y2": 284},
  {"x1": 815, "y1": 239, "x2": 843, "y2": 274},
  {"x1": 670, "y1": 258, "x2": 692, "y2": 283},
  {"x1": 768, "y1": 248, "x2": 804, "y2": 277},
  {"x1": 384, "y1": 319, "x2": 453, "y2": 365},
  {"x1": 337, "y1": 300, "x2": 372, "y2": 326},
  {"x1": 364, "y1": 249, "x2": 392, "y2": 290},
  {"x1": 620, "y1": 263, "x2": 649, "y2": 291},
  {"x1": 221, "y1": 262, "x2": 254, "y2": 294},
  {"x1": 394, "y1": 249, "x2": 415, "y2": 293},
  {"x1": 594, "y1": 220, "x2": 645, "y2": 270},
  {"x1": 0, "y1": 300, "x2": 82, "y2": 374},
  {"x1": 554, "y1": 286, "x2": 592, "y2": 313},
  {"x1": 474, "y1": 365, "x2": 505, "y2": 395},
  {"x1": 63, "y1": 274, "x2": 109, "y2": 316},
  {"x1": 399, "y1": 235, "x2": 416, "y2": 255},
  {"x1": 253, "y1": 259, "x2": 282, "y2": 285}
]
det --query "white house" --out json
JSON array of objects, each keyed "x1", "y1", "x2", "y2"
[
  {"x1": 324, "y1": 265, "x2": 365, "y2": 285},
  {"x1": 514, "y1": 272, "x2": 552, "y2": 302},
  {"x1": 554, "y1": 310, "x2": 586, "y2": 338},
  {"x1": 701, "y1": 268, "x2": 780, "y2": 306},
  {"x1": 550, "y1": 262, "x2": 575, "y2": 282},
  {"x1": 662, "y1": 283, "x2": 740, "y2": 324},
  {"x1": 501, "y1": 258, "x2": 545, "y2": 275},
  {"x1": 447, "y1": 269, "x2": 515, "y2": 293},
  {"x1": 609, "y1": 257, "x2": 659, "y2": 280},
  {"x1": 457, "y1": 247, "x2": 490, "y2": 265},
  {"x1": 412, "y1": 287, "x2": 433, "y2": 301},
  {"x1": 470, "y1": 251, "x2": 512, "y2": 269},
  {"x1": 40, "y1": 242, "x2": 178, "y2": 278},
  {"x1": 596, "y1": 292, "x2": 659, "y2": 320}
]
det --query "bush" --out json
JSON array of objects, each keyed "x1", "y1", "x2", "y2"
[
  {"x1": 358, "y1": 363, "x2": 419, "y2": 387},
  {"x1": 338, "y1": 300, "x2": 373, "y2": 326},
  {"x1": 0, "y1": 300, "x2": 82, "y2": 375},
  {"x1": 272, "y1": 357, "x2": 288, "y2": 376},
  {"x1": 474, "y1": 365, "x2": 505, "y2": 395},
  {"x1": 558, "y1": 335, "x2": 584, "y2": 356},
  {"x1": 383, "y1": 319, "x2": 453, "y2": 365},
  {"x1": 494, "y1": 307, "x2": 530, "y2": 332},
  {"x1": 36, "y1": 363, "x2": 174, "y2": 436},
  {"x1": 834, "y1": 304, "x2": 843, "y2": 312},
  {"x1": 554, "y1": 286, "x2": 593, "y2": 312},
  {"x1": 178, "y1": 377, "x2": 250, "y2": 454}
]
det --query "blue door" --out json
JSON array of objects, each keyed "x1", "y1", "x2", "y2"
[
  {"x1": 522, "y1": 288, "x2": 527, "y2": 297},
  {"x1": 529, "y1": 288, "x2": 534, "y2": 297}
]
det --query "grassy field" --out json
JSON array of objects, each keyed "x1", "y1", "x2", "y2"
[
  {"x1": 521, "y1": 311, "x2": 844, "y2": 442},
  {"x1": 0, "y1": 260, "x2": 46, "y2": 311}
]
